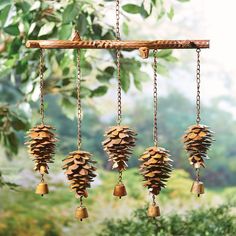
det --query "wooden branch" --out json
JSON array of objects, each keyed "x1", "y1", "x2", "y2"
[{"x1": 26, "y1": 39, "x2": 209, "y2": 50}]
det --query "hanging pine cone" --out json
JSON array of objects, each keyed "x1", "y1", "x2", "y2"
[
  {"x1": 183, "y1": 124, "x2": 214, "y2": 169},
  {"x1": 139, "y1": 146, "x2": 173, "y2": 195},
  {"x1": 62, "y1": 150, "x2": 96, "y2": 198},
  {"x1": 26, "y1": 124, "x2": 57, "y2": 175},
  {"x1": 102, "y1": 125, "x2": 137, "y2": 170}
]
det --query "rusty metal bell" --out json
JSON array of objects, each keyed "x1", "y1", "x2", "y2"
[
  {"x1": 191, "y1": 181, "x2": 204, "y2": 197},
  {"x1": 35, "y1": 182, "x2": 49, "y2": 196},
  {"x1": 147, "y1": 204, "x2": 160, "y2": 218},
  {"x1": 113, "y1": 183, "x2": 127, "y2": 199},
  {"x1": 75, "y1": 206, "x2": 88, "y2": 221}
]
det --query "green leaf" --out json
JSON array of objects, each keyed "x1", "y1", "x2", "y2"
[
  {"x1": 157, "y1": 63, "x2": 168, "y2": 75},
  {"x1": 177, "y1": 0, "x2": 190, "y2": 2},
  {"x1": 91, "y1": 86, "x2": 108, "y2": 97},
  {"x1": 75, "y1": 14, "x2": 87, "y2": 36},
  {"x1": 122, "y1": 22, "x2": 129, "y2": 36},
  {"x1": 140, "y1": 3, "x2": 149, "y2": 18},
  {"x1": 120, "y1": 70, "x2": 130, "y2": 92},
  {"x1": 0, "y1": 4, "x2": 11, "y2": 26},
  {"x1": 158, "y1": 49, "x2": 172, "y2": 58},
  {"x1": 167, "y1": 5, "x2": 174, "y2": 20},
  {"x1": 62, "y1": 3, "x2": 77, "y2": 24},
  {"x1": 4, "y1": 24, "x2": 20, "y2": 36},
  {"x1": 7, "y1": 132, "x2": 18, "y2": 155},
  {"x1": 133, "y1": 71, "x2": 150, "y2": 91},
  {"x1": 38, "y1": 22, "x2": 55, "y2": 37},
  {"x1": 96, "y1": 66, "x2": 115, "y2": 83},
  {"x1": 60, "y1": 97, "x2": 76, "y2": 120},
  {"x1": 59, "y1": 23, "x2": 72, "y2": 40},
  {"x1": 122, "y1": 4, "x2": 141, "y2": 14}
]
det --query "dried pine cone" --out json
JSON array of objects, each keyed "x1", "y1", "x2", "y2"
[
  {"x1": 139, "y1": 146, "x2": 173, "y2": 195},
  {"x1": 62, "y1": 150, "x2": 96, "y2": 198},
  {"x1": 183, "y1": 124, "x2": 214, "y2": 169},
  {"x1": 26, "y1": 124, "x2": 57, "y2": 175},
  {"x1": 103, "y1": 125, "x2": 137, "y2": 171}
]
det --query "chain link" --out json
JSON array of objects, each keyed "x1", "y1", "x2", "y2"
[
  {"x1": 153, "y1": 49, "x2": 158, "y2": 147},
  {"x1": 116, "y1": 0, "x2": 122, "y2": 125},
  {"x1": 77, "y1": 49, "x2": 82, "y2": 149},
  {"x1": 196, "y1": 48, "x2": 201, "y2": 124},
  {"x1": 39, "y1": 49, "x2": 45, "y2": 125},
  {"x1": 195, "y1": 168, "x2": 200, "y2": 182},
  {"x1": 152, "y1": 194, "x2": 156, "y2": 206},
  {"x1": 118, "y1": 170, "x2": 123, "y2": 184}
]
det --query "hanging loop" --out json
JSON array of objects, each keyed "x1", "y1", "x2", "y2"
[
  {"x1": 196, "y1": 48, "x2": 201, "y2": 125},
  {"x1": 153, "y1": 49, "x2": 158, "y2": 147},
  {"x1": 77, "y1": 49, "x2": 82, "y2": 149},
  {"x1": 39, "y1": 49, "x2": 45, "y2": 125}
]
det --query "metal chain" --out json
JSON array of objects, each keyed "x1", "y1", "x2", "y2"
[
  {"x1": 79, "y1": 196, "x2": 83, "y2": 207},
  {"x1": 195, "y1": 168, "x2": 200, "y2": 182},
  {"x1": 118, "y1": 170, "x2": 123, "y2": 184},
  {"x1": 152, "y1": 194, "x2": 156, "y2": 206},
  {"x1": 39, "y1": 49, "x2": 45, "y2": 125},
  {"x1": 116, "y1": 0, "x2": 122, "y2": 125},
  {"x1": 196, "y1": 48, "x2": 201, "y2": 124},
  {"x1": 153, "y1": 49, "x2": 158, "y2": 147},
  {"x1": 77, "y1": 49, "x2": 82, "y2": 149}
]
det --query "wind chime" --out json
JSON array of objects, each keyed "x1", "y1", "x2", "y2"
[
  {"x1": 62, "y1": 47, "x2": 97, "y2": 221},
  {"x1": 102, "y1": 0, "x2": 136, "y2": 199},
  {"x1": 182, "y1": 49, "x2": 214, "y2": 197},
  {"x1": 25, "y1": 0, "x2": 211, "y2": 221},
  {"x1": 26, "y1": 49, "x2": 57, "y2": 196},
  {"x1": 139, "y1": 50, "x2": 173, "y2": 217}
]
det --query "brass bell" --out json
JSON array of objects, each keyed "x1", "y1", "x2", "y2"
[
  {"x1": 35, "y1": 182, "x2": 49, "y2": 196},
  {"x1": 75, "y1": 206, "x2": 88, "y2": 221},
  {"x1": 113, "y1": 183, "x2": 127, "y2": 199},
  {"x1": 147, "y1": 204, "x2": 160, "y2": 218},
  {"x1": 190, "y1": 181, "x2": 204, "y2": 197}
]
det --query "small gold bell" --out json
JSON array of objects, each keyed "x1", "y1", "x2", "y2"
[
  {"x1": 147, "y1": 204, "x2": 160, "y2": 218},
  {"x1": 190, "y1": 181, "x2": 204, "y2": 197},
  {"x1": 35, "y1": 182, "x2": 49, "y2": 196},
  {"x1": 113, "y1": 183, "x2": 127, "y2": 199},
  {"x1": 75, "y1": 206, "x2": 88, "y2": 221}
]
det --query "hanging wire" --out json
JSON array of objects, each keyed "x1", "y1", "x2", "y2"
[
  {"x1": 116, "y1": 0, "x2": 122, "y2": 125},
  {"x1": 39, "y1": 49, "x2": 45, "y2": 125},
  {"x1": 77, "y1": 49, "x2": 82, "y2": 149},
  {"x1": 196, "y1": 48, "x2": 201, "y2": 125},
  {"x1": 153, "y1": 49, "x2": 158, "y2": 147}
]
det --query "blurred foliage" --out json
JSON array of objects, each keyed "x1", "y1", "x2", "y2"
[
  {"x1": 1, "y1": 167, "x2": 236, "y2": 236},
  {"x1": 0, "y1": 0, "x2": 179, "y2": 157},
  {"x1": 98, "y1": 204, "x2": 236, "y2": 236}
]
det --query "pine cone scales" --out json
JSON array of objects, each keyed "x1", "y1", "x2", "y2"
[
  {"x1": 139, "y1": 146, "x2": 173, "y2": 195},
  {"x1": 183, "y1": 124, "x2": 214, "y2": 168},
  {"x1": 62, "y1": 150, "x2": 97, "y2": 198},
  {"x1": 26, "y1": 124, "x2": 57, "y2": 175},
  {"x1": 103, "y1": 125, "x2": 137, "y2": 170}
]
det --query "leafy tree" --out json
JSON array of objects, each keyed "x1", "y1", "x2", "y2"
[{"x1": 0, "y1": 0, "x2": 184, "y2": 156}]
